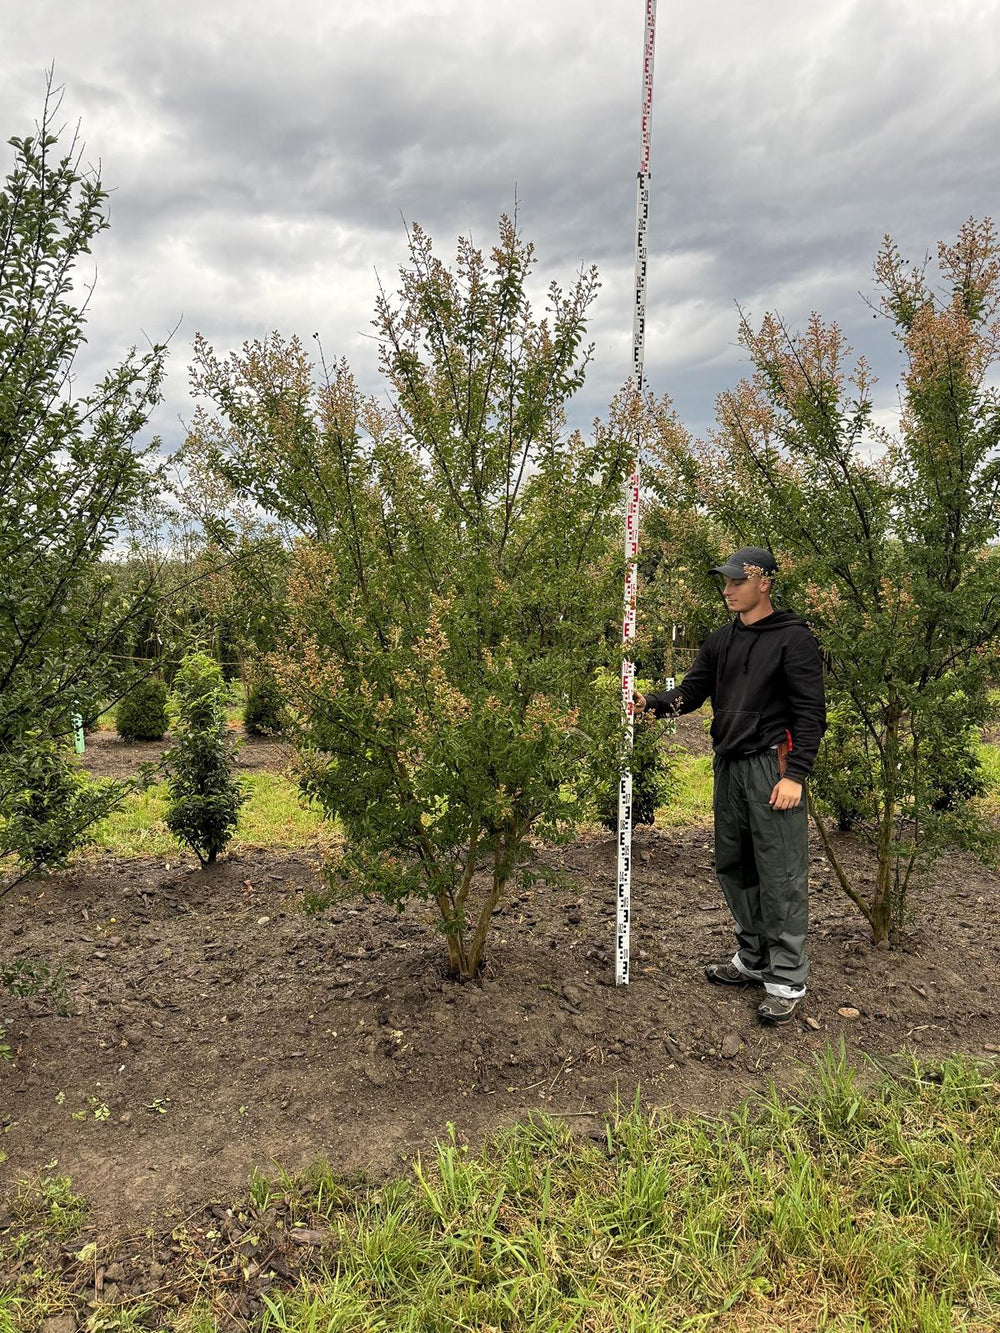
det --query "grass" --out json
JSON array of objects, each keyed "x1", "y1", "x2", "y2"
[
  {"x1": 3, "y1": 1048, "x2": 999, "y2": 1331},
  {"x1": 82, "y1": 771, "x2": 326, "y2": 859},
  {"x1": 976, "y1": 739, "x2": 1000, "y2": 818},
  {"x1": 253, "y1": 1049, "x2": 1000, "y2": 1332},
  {"x1": 660, "y1": 753, "x2": 713, "y2": 827}
]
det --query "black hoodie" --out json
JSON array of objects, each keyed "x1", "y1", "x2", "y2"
[{"x1": 644, "y1": 610, "x2": 826, "y2": 782}]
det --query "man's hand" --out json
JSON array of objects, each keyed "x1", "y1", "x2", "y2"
[
  {"x1": 769, "y1": 777, "x2": 803, "y2": 810},
  {"x1": 633, "y1": 690, "x2": 647, "y2": 712}
]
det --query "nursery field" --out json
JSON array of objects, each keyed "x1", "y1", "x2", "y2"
[
  {"x1": 2, "y1": 719, "x2": 1000, "y2": 1330},
  {"x1": 5, "y1": 97, "x2": 1000, "y2": 1328}
]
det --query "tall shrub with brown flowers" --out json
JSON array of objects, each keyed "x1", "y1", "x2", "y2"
[
  {"x1": 698, "y1": 219, "x2": 1000, "y2": 944},
  {"x1": 188, "y1": 217, "x2": 640, "y2": 978}
]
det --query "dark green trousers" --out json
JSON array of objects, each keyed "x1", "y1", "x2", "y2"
[{"x1": 712, "y1": 750, "x2": 810, "y2": 992}]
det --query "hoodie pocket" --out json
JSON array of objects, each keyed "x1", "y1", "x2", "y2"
[{"x1": 710, "y1": 709, "x2": 762, "y2": 753}]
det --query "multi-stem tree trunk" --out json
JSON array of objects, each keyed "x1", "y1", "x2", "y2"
[
  {"x1": 810, "y1": 703, "x2": 903, "y2": 947},
  {"x1": 431, "y1": 828, "x2": 521, "y2": 981}
]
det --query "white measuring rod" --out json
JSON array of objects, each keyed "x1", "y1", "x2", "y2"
[{"x1": 616, "y1": 0, "x2": 658, "y2": 987}]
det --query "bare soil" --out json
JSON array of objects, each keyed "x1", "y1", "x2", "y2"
[
  {"x1": 77, "y1": 726, "x2": 290, "y2": 783},
  {"x1": 2, "y1": 725, "x2": 999, "y2": 1272},
  {"x1": 4, "y1": 837, "x2": 999, "y2": 1213}
]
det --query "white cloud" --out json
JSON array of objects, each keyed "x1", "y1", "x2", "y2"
[{"x1": 3, "y1": 0, "x2": 998, "y2": 448}]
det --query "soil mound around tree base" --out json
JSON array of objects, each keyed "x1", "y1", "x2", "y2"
[{"x1": 2, "y1": 825, "x2": 998, "y2": 1231}]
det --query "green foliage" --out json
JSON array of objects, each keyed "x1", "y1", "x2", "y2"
[
  {"x1": 164, "y1": 651, "x2": 247, "y2": 866},
  {"x1": 189, "y1": 217, "x2": 635, "y2": 977},
  {"x1": 812, "y1": 697, "x2": 874, "y2": 833},
  {"x1": 114, "y1": 674, "x2": 168, "y2": 741},
  {"x1": 0, "y1": 955, "x2": 67, "y2": 1006},
  {"x1": 243, "y1": 664, "x2": 286, "y2": 736},
  {"x1": 0, "y1": 737, "x2": 121, "y2": 876},
  {"x1": 692, "y1": 218, "x2": 1000, "y2": 943},
  {"x1": 928, "y1": 724, "x2": 988, "y2": 814},
  {"x1": 595, "y1": 711, "x2": 675, "y2": 830},
  {"x1": 0, "y1": 955, "x2": 67, "y2": 1061},
  {"x1": 0, "y1": 84, "x2": 165, "y2": 879}
]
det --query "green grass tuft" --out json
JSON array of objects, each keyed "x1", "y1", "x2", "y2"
[{"x1": 251, "y1": 1048, "x2": 1000, "y2": 1332}]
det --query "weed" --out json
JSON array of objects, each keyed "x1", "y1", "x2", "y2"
[{"x1": 0, "y1": 956, "x2": 68, "y2": 1011}]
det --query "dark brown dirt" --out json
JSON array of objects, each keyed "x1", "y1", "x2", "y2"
[
  {"x1": 76, "y1": 727, "x2": 290, "y2": 782},
  {"x1": 666, "y1": 708, "x2": 714, "y2": 757},
  {"x1": 4, "y1": 775, "x2": 1000, "y2": 1243}
]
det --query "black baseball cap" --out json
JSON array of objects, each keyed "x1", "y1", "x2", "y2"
[{"x1": 709, "y1": 547, "x2": 777, "y2": 579}]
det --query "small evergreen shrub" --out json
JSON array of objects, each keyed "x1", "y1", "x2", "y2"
[
  {"x1": 596, "y1": 715, "x2": 675, "y2": 831},
  {"x1": 243, "y1": 669, "x2": 286, "y2": 736},
  {"x1": 115, "y1": 674, "x2": 169, "y2": 741},
  {"x1": 164, "y1": 651, "x2": 247, "y2": 866}
]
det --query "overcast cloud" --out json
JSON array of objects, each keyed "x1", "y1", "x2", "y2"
[{"x1": 4, "y1": 0, "x2": 999, "y2": 448}]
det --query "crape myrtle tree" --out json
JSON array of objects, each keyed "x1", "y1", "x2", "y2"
[
  {"x1": 698, "y1": 218, "x2": 1000, "y2": 945},
  {"x1": 189, "y1": 216, "x2": 645, "y2": 978},
  {"x1": 0, "y1": 86, "x2": 166, "y2": 886}
]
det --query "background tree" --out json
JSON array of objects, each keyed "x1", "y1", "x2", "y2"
[
  {"x1": 243, "y1": 661, "x2": 286, "y2": 736},
  {"x1": 191, "y1": 217, "x2": 644, "y2": 978},
  {"x1": 0, "y1": 86, "x2": 165, "y2": 887},
  {"x1": 637, "y1": 503, "x2": 729, "y2": 682},
  {"x1": 697, "y1": 218, "x2": 1000, "y2": 944},
  {"x1": 102, "y1": 513, "x2": 220, "y2": 685}
]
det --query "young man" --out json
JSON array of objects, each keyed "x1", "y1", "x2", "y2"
[{"x1": 635, "y1": 547, "x2": 826, "y2": 1025}]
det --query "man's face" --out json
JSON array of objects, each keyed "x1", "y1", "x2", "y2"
[{"x1": 722, "y1": 574, "x2": 771, "y2": 615}]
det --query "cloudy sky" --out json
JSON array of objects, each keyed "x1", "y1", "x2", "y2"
[{"x1": 4, "y1": 0, "x2": 999, "y2": 450}]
